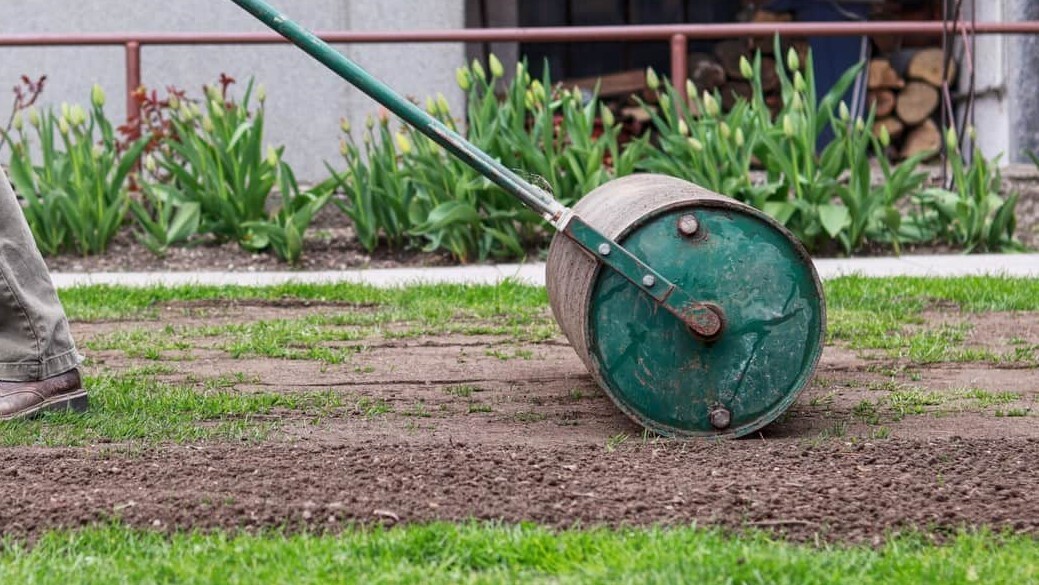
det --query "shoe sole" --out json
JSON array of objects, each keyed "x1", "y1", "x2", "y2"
[{"x1": 0, "y1": 389, "x2": 89, "y2": 421}]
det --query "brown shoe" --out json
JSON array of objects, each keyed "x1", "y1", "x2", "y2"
[{"x1": 0, "y1": 369, "x2": 88, "y2": 421}]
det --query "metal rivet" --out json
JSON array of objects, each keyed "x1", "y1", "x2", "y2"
[
  {"x1": 678, "y1": 214, "x2": 699, "y2": 236},
  {"x1": 597, "y1": 243, "x2": 611, "y2": 256},
  {"x1": 642, "y1": 275, "x2": 656, "y2": 288},
  {"x1": 709, "y1": 406, "x2": 731, "y2": 430}
]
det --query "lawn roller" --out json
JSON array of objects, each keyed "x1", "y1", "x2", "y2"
[{"x1": 229, "y1": 0, "x2": 825, "y2": 438}]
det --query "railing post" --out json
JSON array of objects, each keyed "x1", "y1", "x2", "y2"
[
  {"x1": 125, "y1": 40, "x2": 141, "y2": 124},
  {"x1": 670, "y1": 34, "x2": 688, "y2": 101}
]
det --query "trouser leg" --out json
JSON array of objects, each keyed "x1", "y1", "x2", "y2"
[{"x1": 0, "y1": 166, "x2": 80, "y2": 382}]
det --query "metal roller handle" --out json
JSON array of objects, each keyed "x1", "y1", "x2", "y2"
[
  {"x1": 229, "y1": 0, "x2": 567, "y2": 225},
  {"x1": 227, "y1": 0, "x2": 726, "y2": 339}
]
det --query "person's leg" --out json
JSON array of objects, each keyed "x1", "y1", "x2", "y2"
[{"x1": 0, "y1": 165, "x2": 84, "y2": 418}]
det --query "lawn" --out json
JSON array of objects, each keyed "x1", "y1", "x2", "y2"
[{"x1": 0, "y1": 275, "x2": 1036, "y2": 584}]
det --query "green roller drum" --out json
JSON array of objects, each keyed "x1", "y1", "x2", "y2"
[
  {"x1": 229, "y1": 0, "x2": 825, "y2": 439},
  {"x1": 546, "y1": 175, "x2": 824, "y2": 438}
]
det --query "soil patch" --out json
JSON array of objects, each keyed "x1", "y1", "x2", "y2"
[
  {"x1": 1, "y1": 438, "x2": 1036, "y2": 543},
  {"x1": 6, "y1": 303, "x2": 1038, "y2": 542}
]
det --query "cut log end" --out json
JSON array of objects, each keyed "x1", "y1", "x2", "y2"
[
  {"x1": 895, "y1": 81, "x2": 940, "y2": 126},
  {"x1": 901, "y1": 119, "x2": 941, "y2": 159}
]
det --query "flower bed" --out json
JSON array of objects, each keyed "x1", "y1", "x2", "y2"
[{"x1": 1, "y1": 42, "x2": 1029, "y2": 267}]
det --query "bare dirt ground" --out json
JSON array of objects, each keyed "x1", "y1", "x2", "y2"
[{"x1": 2, "y1": 304, "x2": 1037, "y2": 543}]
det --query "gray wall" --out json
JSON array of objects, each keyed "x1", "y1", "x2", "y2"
[
  {"x1": 0, "y1": 0, "x2": 466, "y2": 180},
  {"x1": 964, "y1": 0, "x2": 1039, "y2": 164},
  {"x1": 1007, "y1": 0, "x2": 1039, "y2": 162}
]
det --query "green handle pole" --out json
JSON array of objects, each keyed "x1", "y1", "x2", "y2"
[
  {"x1": 228, "y1": 0, "x2": 567, "y2": 224},
  {"x1": 227, "y1": 0, "x2": 726, "y2": 338}
]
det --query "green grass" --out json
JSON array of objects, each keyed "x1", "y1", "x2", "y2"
[
  {"x1": 1, "y1": 524, "x2": 1036, "y2": 584},
  {"x1": 60, "y1": 280, "x2": 550, "y2": 322},
  {"x1": 0, "y1": 370, "x2": 343, "y2": 447},
  {"x1": 64, "y1": 276, "x2": 1039, "y2": 366}
]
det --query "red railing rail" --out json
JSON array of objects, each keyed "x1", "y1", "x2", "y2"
[{"x1": 2, "y1": 20, "x2": 1038, "y2": 123}]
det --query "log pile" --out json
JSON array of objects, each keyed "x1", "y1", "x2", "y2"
[
  {"x1": 688, "y1": 37, "x2": 808, "y2": 116},
  {"x1": 868, "y1": 47, "x2": 955, "y2": 158}
]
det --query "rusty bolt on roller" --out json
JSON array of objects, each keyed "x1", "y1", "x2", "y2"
[
  {"x1": 678, "y1": 214, "x2": 699, "y2": 236},
  {"x1": 709, "y1": 405, "x2": 731, "y2": 430}
]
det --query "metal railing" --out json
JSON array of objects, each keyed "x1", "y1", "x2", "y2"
[{"x1": 1, "y1": 20, "x2": 1038, "y2": 124}]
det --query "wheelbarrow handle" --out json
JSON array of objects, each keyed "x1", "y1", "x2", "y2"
[{"x1": 228, "y1": 0, "x2": 567, "y2": 225}]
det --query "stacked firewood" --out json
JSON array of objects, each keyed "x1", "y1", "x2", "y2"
[{"x1": 868, "y1": 48, "x2": 955, "y2": 158}]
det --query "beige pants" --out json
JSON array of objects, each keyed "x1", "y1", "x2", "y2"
[{"x1": 0, "y1": 166, "x2": 79, "y2": 381}]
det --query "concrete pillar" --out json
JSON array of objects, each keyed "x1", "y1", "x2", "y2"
[
  {"x1": 1006, "y1": 0, "x2": 1039, "y2": 162},
  {"x1": 967, "y1": 0, "x2": 1039, "y2": 164}
]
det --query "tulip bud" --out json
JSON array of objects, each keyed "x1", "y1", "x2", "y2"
[
  {"x1": 28, "y1": 107, "x2": 40, "y2": 128},
  {"x1": 719, "y1": 121, "x2": 731, "y2": 140},
  {"x1": 739, "y1": 56, "x2": 754, "y2": 80},
  {"x1": 489, "y1": 54, "x2": 504, "y2": 79},
  {"x1": 340, "y1": 117, "x2": 351, "y2": 134},
  {"x1": 92, "y1": 144, "x2": 104, "y2": 160},
  {"x1": 600, "y1": 105, "x2": 615, "y2": 128},
  {"x1": 790, "y1": 92, "x2": 803, "y2": 112},
  {"x1": 838, "y1": 101, "x2": 850, "y2": 122},
  {"x1": 210, "y1": 101, "x2": 224, "y2": 118},
  {"x1": 455, "y1": 67, "x2": 472, "y2": 91},
  {"x1": 144, "y1": 154, "x2": 158, "y2": 174},
  {"x1": 685, "y1": 79, "x2": 697, "y2": 102},
  {"x1": 426, "y1": 96, "x2": 438, "y2": 116},
  {"x1": 646, "y1": 67, "x2": 660, "y2": 91},
  {"x1": 190, "y1": 103, "x2": 202, "y2": 119},
  {"x1": 179, "y1": 103, "x2": 194, "y2": 122},
  {"x1": 365, "y1": 115, "x2": 375, "y2": 130},
  {"x1": 266, "y1": 145, "x2": 279, "y2": 166},
  {"x1": 855, "y1": 117, "x2": 865, "y2": 133},
  {"x1": 515, "y1": 61, "x2": 525, "y2": 80},
  {"x1": 524, "y1": 89, "x2": 535, "y2": 110},
  {"x1": 470, "y1": 59, "x2": 486, "y2": 81},
  {"x1": 69, "y1": 105, "x2": 87, "y2": 127},
  {"x1": 659, "y1": 93, "x2": 671, "y2": 113},
  {"x1": 968, "y1": 125, "x2": 976, "y2": 141},
  {"x1": 945, "y1": 126, "x2": 958, "y2": 151},
  {"x1": 678, "y1": 119, "x2": 689, "y2": 136},
  {"x1": 703, "y1": 92, "x2": 720, "y2": 117},
  {"x1": 61, "y1": 102, "x2": 70, "y2": 121},
  {"x1": 531, "y1": 80, "x2": 546, "y2": 103},
  {"x1": 12, "y1": 112, "x2": 23, "y2": 132},
  {"x1": 91, "y1": 84, "x2": 106, "y2": 108},
  {"x1": 436, "y1": 93, "x2": 451, "y2": 117},
  {"x1": 257, "y1": 84, "x2": 267, "y2": 103},
  {"x1": 378, "y1": 107, "x2": 390, "y2": 126},
  {"x1": 878, "y1": 124, "x2": 891, "y2": 148},
  {"x1": 168, "y1": 94, "x2": 181, "y2": 111},
  {"x1": 783, "y1": 114, "x2": 795, "y2": 137},
  {"x1": 787, "y1": 47, "x2": 800, "y2": 72},
  {"x1": 58, "y1": 117, "x2": 70, "y2": 135},
  {"x1": 395, "y1": 132, "x2": 412, "y2": 155},
  {"x1": 734, "y1": 127, "x2": 745, "y2": 147},
  {"x1": 687, "y1": 137, "x2": 704, "y2": 152},
  {"x1": 793, "y1": 71, "x2": 807, "y2": 93},
  {"x1": 339, "y1": 139, "x2": 349, "y2": 157},
  {"x1": 202, "y1": 117, "x2": 215, "y2": 133}
]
